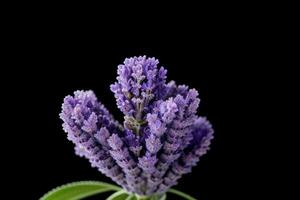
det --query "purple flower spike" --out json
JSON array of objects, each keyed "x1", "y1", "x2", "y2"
[
  {"x1": 158, "y1": 117, "x2": 214, "y2": 193},
  {"x1": 60, "y1": 90, "x2": 127, "y2": 188},
  {"x1": 60, "y1": 56, "x2": 214, "y2": 196}
]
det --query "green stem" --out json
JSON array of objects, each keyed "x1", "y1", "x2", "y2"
[
  {"x1": 136, "y1": 195, "x2": 151, "y2": 200},
  {"x1": 135, "y1": 194, "x2": 166, "y2": 200},
  {"x1": 106, "y1": 190, "x2": 127, "y2": 200},
  {"x1": 168, "y1": 189, "x2": 197, "y2": 200}
]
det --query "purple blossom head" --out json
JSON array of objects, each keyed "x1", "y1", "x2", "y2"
[
  {"x1": 110, "y1": 56, "x2": 167, "y2": 120},
  {"x1": 60, "y1": 56, "x2": 214, "y2": 196}
]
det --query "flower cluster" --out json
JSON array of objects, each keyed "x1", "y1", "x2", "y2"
[{"x1": 60, "y1": 56, "x2": 214, "y2": 196}]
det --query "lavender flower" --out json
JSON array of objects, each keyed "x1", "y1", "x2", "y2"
[{"x1": 60, "y1": 56, "x2": 214, "y2": 196}]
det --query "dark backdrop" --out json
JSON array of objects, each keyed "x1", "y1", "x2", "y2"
[{"x1": 9, "y1": 29, "x2": 269, "y2": 200}]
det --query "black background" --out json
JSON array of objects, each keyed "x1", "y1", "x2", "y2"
[{"x1": 5, "y1": 15, "x2": 281, "y2": 200}]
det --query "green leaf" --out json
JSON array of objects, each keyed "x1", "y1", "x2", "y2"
[
  {"x1": 168, "y1": 188, "x2": 197, "y2": 200},
  {"x1": 106, "y1": 190, "x2": 129, "y2": 200},
  {"x1": 40, "y1": 181, "x2": 122, "y2": 200}
]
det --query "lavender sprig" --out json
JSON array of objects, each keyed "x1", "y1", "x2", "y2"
[{"x1": 59, "y1": 56, "x2": 214, "y2": 197}]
